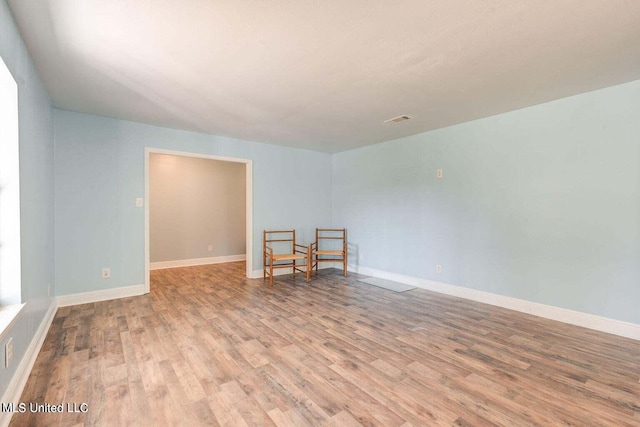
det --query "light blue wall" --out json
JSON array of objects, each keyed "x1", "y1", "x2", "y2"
[
  {"x1": 333, "y1": 80, "x2": 640, "y2": 324},
  {"x1": 53, "y1": 110, "x2": 333, "y2": 295},
  {"x1": 0, "y1": 0, "x2": 55, "y2": 397}
]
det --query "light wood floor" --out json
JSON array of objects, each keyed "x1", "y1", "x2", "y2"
[{"x1": 10, "y1": 262, "x2": 640, "y2": 426}]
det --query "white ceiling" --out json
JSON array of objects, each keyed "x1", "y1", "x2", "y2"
[{"x1": 8, "y1": 1, "x2": 640, "y2": 153}]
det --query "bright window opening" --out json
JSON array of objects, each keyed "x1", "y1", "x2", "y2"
[{"x1": 0, "y1": 54, "x2": 22, "y2": 308}]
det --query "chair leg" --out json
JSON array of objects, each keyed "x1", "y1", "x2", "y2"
[
  {"x1": 344, "y1": 253, "x2": 348, "y2": 276},
  {"x1": 270, "y1": 262, "x2": 273, "y2": 286}
]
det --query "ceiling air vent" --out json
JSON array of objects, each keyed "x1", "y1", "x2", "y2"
[{"x1": 384, "y1": 115, "x2": 413, "y2": 124}]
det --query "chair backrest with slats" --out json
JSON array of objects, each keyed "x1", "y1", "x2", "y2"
[
  {"x1": 315, "y1": 228, "x2": 346, "y2": 252},
  {"x1": 264, "y1": 229, "x2": 296, "y2": 255}
]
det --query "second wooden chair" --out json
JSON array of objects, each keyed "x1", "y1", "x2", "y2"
[{"x1": 310, "y1": 228, "x2": 347, "y2": 277}]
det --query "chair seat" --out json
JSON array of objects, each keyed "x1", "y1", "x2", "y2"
[
  {"x1": 313, "y1": 228, "x2": 347, "y2": 278},
  {"x1": 272, "y1": 253, "x2": 306, "y2": 261},
  {"x1": 316, "y1": 250, "x2": 343, "y2": 256},
  {"x1": 264, "y1": 229, "x2": 311, "y2": 286}
]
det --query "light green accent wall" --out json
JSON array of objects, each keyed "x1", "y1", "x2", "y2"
[
  {"x1": 54, "y1": 110, "x2": 333, "y2": 295},
  {"x1": 333, "y1": 79, "x2": 640, "y2": 323},
  {"x1": 0, "y1": 0, "x2": 55, "y2": 397}
]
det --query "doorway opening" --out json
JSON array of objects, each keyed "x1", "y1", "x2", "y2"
[{"x1": 144, "y1": 148, "x2": 252, "y2": 293}]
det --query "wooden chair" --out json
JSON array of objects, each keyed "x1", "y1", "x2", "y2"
[
  {"x1": 310, "y1": 228, "x2": 347, "y2": 277},
  {"x1": 263, "y1": 230, "x2": 311, "y2": 286}
]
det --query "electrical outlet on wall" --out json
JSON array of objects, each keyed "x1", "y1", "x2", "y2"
[
  {"x1": 435, "y1": 265, "x2": 442, "y2": 274},
  {"x1": 208, "y1": 244, "x2": 213, "y2": 252},
  {"x1": 102, "y1": 268, "x2": 110, "y2": 279},
  {"x1": 436, "y1": 169, "x2": 443, "y2": 179}
]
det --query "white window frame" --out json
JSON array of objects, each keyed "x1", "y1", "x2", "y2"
[{"x1": 0, "y1": 54, "x2": 25, "y2": 339}]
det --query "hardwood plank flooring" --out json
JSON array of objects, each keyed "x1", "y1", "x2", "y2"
[{"x1": 10, "y1": 262, "x2": 640, "y2": 426}]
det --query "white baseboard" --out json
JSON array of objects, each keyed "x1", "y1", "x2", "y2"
[
  {"x1": 150, "y1": 254, "x2": 246, "y2": 270},
  {"x1": 349, "y1": 264, "x2": 640, "y2": 341},
  {"x1": 56, "y1": 284, "x2": 147, "y2": 307},
  {"x1": 0, "y1": 300, "x2": 57, "y2": 427}
]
